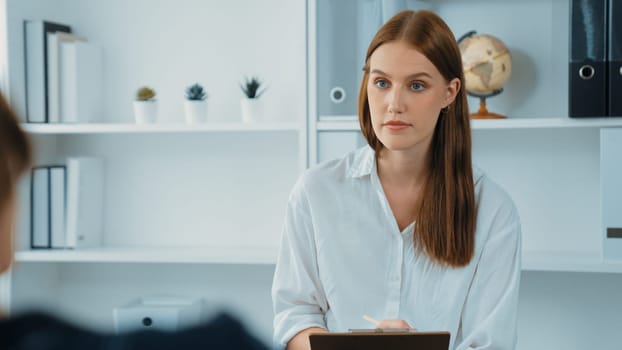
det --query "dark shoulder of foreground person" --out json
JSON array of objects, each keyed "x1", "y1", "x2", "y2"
[
  {"x1": 0, "y1": 311, "x2": 269, "y2": 350},
  {"x1": 125, "y1": 312, "x2": 269, "y2": 349}
]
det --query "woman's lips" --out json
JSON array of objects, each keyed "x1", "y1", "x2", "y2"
[{"x1": 383, "y1": 120, "x2": 410, "y2": 130}]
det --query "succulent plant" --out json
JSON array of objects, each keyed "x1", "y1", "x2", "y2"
[
  {"x1": 185, "y1": 83, "x2": 208, "y2": 101},
  {"x1": 136, "y1": 86, "x2": 156, "y2": 101},
  {"x1": 240, "y1": 76, "x2": 266, "y2": 99}
]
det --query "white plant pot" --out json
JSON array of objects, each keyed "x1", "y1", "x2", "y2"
[
  {"x1": 133, "y1": 100, "x2": 158, "y2": 124},
  {"x1": 240, "y1": 98, "x2": 263, "y2": 123},
  {"x1": 184, "y1": 100, "x2": 208, "y2": 124}
]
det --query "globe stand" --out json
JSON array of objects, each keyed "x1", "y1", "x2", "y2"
[{"x1": 468, "y1": 89, "x2": 506, "y2": 119}]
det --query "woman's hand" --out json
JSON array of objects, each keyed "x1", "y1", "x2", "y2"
[
  {"x1": 376, "y1": 319, "x2": 416, "y2": 330},
  {"x1": 286, "y1": 327, "x2": 328, "y2": 350}
]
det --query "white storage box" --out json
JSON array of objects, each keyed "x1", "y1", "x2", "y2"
[{"x1": 113, "y1": 296, "x2": 202, "y2": 333}]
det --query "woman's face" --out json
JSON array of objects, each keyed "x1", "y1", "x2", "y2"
[{"x1": 367, "y1": 40, "x2": 459, "y2": 154}]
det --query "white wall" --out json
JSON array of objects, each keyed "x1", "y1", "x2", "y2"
[
  {"x1": 472, "y1": 128, "x2": 601, "y2": 257},
  {"x1": 518, "y1": 271, "x2": 622, "y2": 349}
]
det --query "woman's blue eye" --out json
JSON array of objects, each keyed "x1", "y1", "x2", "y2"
[
  {"x1": 411, "y1": 82, "x2": 424, "y2": 91},
  {"x1": 375, "y1": 80, "x2": 388, "y2": 88}
]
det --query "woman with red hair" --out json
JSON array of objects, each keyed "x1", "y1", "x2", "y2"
[{"x1": 273, "y1": 10, "x2": 521, "y2": 350}]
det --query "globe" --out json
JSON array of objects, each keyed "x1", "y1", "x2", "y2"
[
  {"x1": 459, "y1": 32, "x2": 512, "y2": 94},
  {"x1": 458, "y1": 31, "x2": 512, "y2": 118}
]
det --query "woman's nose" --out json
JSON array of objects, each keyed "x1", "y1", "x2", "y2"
[{"x1": 387, "y1": 88, "x2": 405, "y2": 114}]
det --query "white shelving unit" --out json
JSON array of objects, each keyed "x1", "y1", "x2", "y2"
[{"x1": 2, "y1": 0, "x2": 306, "y2": 344}]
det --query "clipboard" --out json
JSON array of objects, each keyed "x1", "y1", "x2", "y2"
[{"x1": 309, "y1": 330, "x2": 450, "y2": 350}]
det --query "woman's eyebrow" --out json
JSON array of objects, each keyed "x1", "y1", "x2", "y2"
[{"x1": 370, "y1": 69, "x2": 432, "y2": 80}]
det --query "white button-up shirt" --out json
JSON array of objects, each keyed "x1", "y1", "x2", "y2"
[{"x1": 272, "y1": 146, "x2": 521, "y2": 350}]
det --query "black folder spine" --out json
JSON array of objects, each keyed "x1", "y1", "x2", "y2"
[
  {"x1": 569, "y1": 0, "x2": 608, "y2": 118},
  {"x1": 609, "y1": 0, "x2": 622, "y2": 116}
]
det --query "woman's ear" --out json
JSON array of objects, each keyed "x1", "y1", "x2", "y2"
[{"x1": 444, "y1": 77, "x2": 461, "y2": 107}]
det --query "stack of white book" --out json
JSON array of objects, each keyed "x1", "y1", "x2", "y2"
[
  {"x1": 30, "y1": 157, "x2": 104, "y2": 249},
  {"x1": 24, "y1": 20, "x2": 103, "y2": 123}
]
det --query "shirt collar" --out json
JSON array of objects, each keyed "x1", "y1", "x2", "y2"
[
  {"x1": 346, "y1": 146, "x2": 484, "y2": 183},
  {"x1": 346, "y1": 146, "x2": 375, "y2": 178}
]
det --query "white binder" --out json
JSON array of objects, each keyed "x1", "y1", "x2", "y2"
[
  {"x1": 60, "y1": 41, "x2": 103, "y2": 123},
  {"x1": 49, "y1": 166, "x2": 66, "y2": 249},
  {"x1": 65, "y1": 157, "x2": 104, "y2": 248},
  {"x1": 30, "y1": 167, "x2": 50, "y2": 248},
  {"x1": 601, "y1": 128, "x2": 622, "y2": 260}
]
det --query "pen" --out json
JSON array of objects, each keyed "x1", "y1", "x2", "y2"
[
  {"x1": 362, "y1": 314, "x2": 380, "y2": 327},
  {"x1": 361, "y1": 315, "x2": 418, "y2": 332}
]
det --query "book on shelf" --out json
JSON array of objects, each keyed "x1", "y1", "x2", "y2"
[
  {"x1": 29, "y1": 158, "x2": 104, "y2": 250},
  {"x1": 23, "y1": 20, "x2": 72, "y2": 123},
  {"x1": 46, "y1": 32, "x2": 86, "y2": 123},
  {"x1": 60, "y1": 41, "x2": 103, "y2": 123},
  {"x1": 65, "y1": 157, "x2": 104, "y2": 248},
  {"x1": 30, "y1": 166, "x2": 50, "y2": 249},
  {"x1": 49, "y1": 166, "x2": 66, "y2": 249},
  {"x1": 568, "y1": 0, "x2": 608, "y2": 117}
]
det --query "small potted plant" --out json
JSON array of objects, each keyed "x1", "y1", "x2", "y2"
[
  {"x1": 133, "y1": 86, "x2": 157, "y2": 124},
  {"x1": 240, "y1": 76, "x2": 266, "y2": 123},
  {"x1": 184, "y1": 83, "x2": 208, "y2": 124}
]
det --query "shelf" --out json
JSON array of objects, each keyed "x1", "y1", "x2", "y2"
[
  {"x1": 522, "y1": 252, "x2": 622, "y2": 273},
  {"x1": 22, "y1": 122, "x2": 300, "y2": 134},
  {"x1": 14, "y1": 246, "x2": 278, "y2": 264},
  {"x1": 316, "y1": 117, "x2": 622, "y2": 131},
  {"x1": 471, "y1": 117, "x2": 622, "y2": 130},
  {"x1": 15, "y1": 248, "x2": 622, "y2": 273},
  {"x1": 316, "y1": 121, "x2": 360, "y2": 131}
]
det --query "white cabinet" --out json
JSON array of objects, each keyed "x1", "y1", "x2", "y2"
[{"x1": 7, "y1": 0, "x2": 306, "y2": 259}]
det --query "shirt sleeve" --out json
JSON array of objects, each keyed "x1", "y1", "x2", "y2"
[
  {"x1": 455, "y1": 199, "x2": 522, "y2": 350},
  {"x1": 272, "y1": 177, "x2": 328, "y2": 348}
]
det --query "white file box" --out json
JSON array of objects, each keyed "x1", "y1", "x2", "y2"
[{"x1": 113, "y1": 296, "x2": 202, "y2": 333}]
